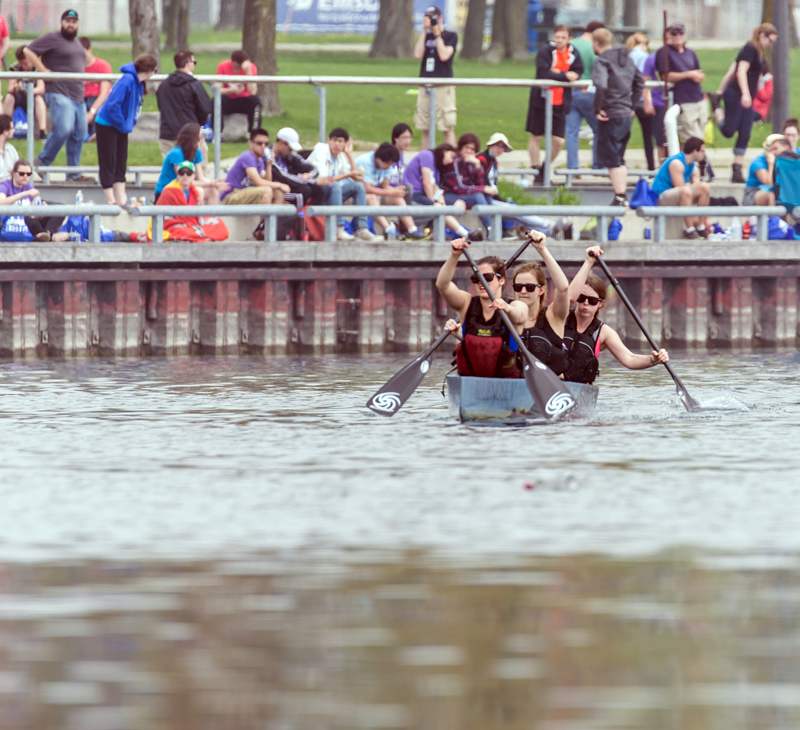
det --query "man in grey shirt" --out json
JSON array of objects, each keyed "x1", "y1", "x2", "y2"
[{"x1": 24, "y1": 9, "x2": 94, "y2": 182}]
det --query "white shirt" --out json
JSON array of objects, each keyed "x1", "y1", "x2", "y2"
[
  {"x1": 0, "y1": 142, "x2": 20, "y2": 182},
  {"x1": 306, "y1": 142, "x2": 351, "y2": 178}
]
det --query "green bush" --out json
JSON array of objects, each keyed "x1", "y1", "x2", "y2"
[{"x1": 496, "y1": 180, "x2": 582, "y2": 206}]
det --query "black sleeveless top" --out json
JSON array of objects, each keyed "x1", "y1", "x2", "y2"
[
  {"x1": 520, "y1": 307, "x2": 570, "y2": 375},
  {"x1": 562, "y1": 311, "x2": 604, "y2": 384}
]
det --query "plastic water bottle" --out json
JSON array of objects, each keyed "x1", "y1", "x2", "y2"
[
  {"x1": 730, "y1": 216, "x2": 742, "y2": 241},
  {"x1": 386, "y1": 222, "x2": 397, "y2": 241},
  {"x1": 75, "y1": 190, "x2": 83, "y2": 205}
]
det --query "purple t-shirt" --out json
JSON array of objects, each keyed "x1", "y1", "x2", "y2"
[
  {"x1": 221, "y1": 150, "x2": 267, "y2": 200},
  {"x1": 403, "y1": 149, "x2": 438, "y2": 195},
  {"x1": 0, "y1": 179, "x2": 35, "y2": 199},
  {"x1": 643, "y1": 52, "x2": 664, "y2": 108},
  {"x1": 656, "y1": 45, "x2": 704, "y2": 105}
]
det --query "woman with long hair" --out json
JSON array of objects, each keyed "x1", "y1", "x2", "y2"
[
  {"x1": 155, "y1": 122, "x2": 228, "y2": 203},
  {"x1": 627, "y1": 32, "x2": 656, "y2": 170},
  {"x1": 710, "y1": 23, "x2": 778, "y2": 183}
]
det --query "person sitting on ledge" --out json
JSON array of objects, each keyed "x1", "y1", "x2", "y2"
[
  {"x1": 152, "y1": 161, "x2": 229, "y2": 243},
  {"x1": 0, "y1": 158, "x2": 69, "y2": 242},
  {"x1": 651, "y1": 136, "x2": 710, "y2": 239},
  {"x1": 743, "y1": 133, "x2": 790, "y2": 208}
]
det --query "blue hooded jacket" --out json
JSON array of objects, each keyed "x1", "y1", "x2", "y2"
[{"x1": 96, "y1": 63, "x2": 144, "y2": 135}]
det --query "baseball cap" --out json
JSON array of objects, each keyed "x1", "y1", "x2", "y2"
[
  {"x1": 764, "y1": 133, "x2": 787, "y2": 150},
  {"x1": 667, "y1": 21, "x2": 686, "y2": 35},
  {"x1": 424, "y1": 5, "x2": 442, "y2": 17},
  {"x1": 176, "y1": 160, "x2": 195, "y2": 173},
  {"x1": 487, "y1": 132, "x2": 513, "y2": 152},
  {"x1": 61, "y1": 9, "x2": 79, "y2": 20},
  {"x1": 277, "y1": 127, "x2": 302, "y2": 152}
]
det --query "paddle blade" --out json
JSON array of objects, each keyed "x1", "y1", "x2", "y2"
[
  {"x1": 676, "y1": 382, "x2": 703, "y2": 413},
  {"x1": 366, "y1": 355, "x2": 434, "y2": 417},
  {"x1": 521, "y1": 355, "x2": 577, "y2": 420}
]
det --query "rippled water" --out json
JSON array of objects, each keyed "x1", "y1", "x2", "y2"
[{"x1": 2, "y1": 351, "x2": 800, "y2": 728}]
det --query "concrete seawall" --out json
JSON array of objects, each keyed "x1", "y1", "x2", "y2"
[{"x1": 0, "y1": 241, "x2": 798, "y2": 357}]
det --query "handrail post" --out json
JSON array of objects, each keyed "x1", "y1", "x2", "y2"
[
  {"x1": 655, "y1": 214, "x2": 665, "y2": 242},
  {"x1": 213, "y1": 85, "x2": 222, "y2": 180},
  {"x1": 135, "y1": 171, "x2": 142, "y2": 186},
  {"x1": 757, "y1": 214, "x2": 768, "y2": 242},
  {"x1": 491, "y1": 213, "x2": 502, "y2": 241},
  {"x1": 598, "y1": 214, "x2": 608, "y2": 243},
  {"x1": 89, "y1": 213, "x2": 100, "y2": 243},
  {"x1": 543, "y1": 88, "x2": 553, "y2": 188},
  {"x1": 324, "y1": 214, "x2": 336, "y2": 241},
  {"x1": 427, "y1": 85, "x2": 436, "y2": 149},
  {"x1": 315, "y1": 85, "x2": 327, "y2": 143},
  {"x1": 153, "y1": 214, "x2": 163, "y2": 244},
  {"x1": 564, "y1": 170, "x2": 573, "y2": 188},
  {"x1": 267, "y1": 214, "x2": 277, "y2": 242},
  {"x1": 42, "y1": 170, "x2": 51, "y2": 184},
  {"x1": 26, "y1": 82, "x2": 35, "y2": 165},
  {"x1": 433, "y1": 210, "x2": 444, "y2": 241}
]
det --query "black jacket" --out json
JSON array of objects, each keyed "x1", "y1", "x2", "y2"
[
  {"x1": 529, "y1": 42, "x2": 584, "y2": 114},
  {"x1": 272, "y1": 152, "x2": 318, "y2": 190},
  {"x1": 592, "y1": 48, "x2": 644, "y2": 119},
  {"x1": 156, "y1": 71, "x2": 212, "y2": 140}
]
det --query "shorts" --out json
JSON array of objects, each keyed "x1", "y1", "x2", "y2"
[
  {"x1": 677, "y1": 99, "x2": 708, "y2": 142},
  {"x1": 526, "y1": 104, "x2": 566, "y2": 138},
  {"x1": 658, "y1": 183, "x2": 704, "y2": 205},
  {"x1": 414, "y1": 85, "x2": 456, "y2": 132},
  {"x1": 742, "y1": 186, "x2": 762, "y2": 206},
  {"x1": 222, "y1": 187, "x2": 266, "y2": 205},
  {"x1": 596, "y1": 116, "x2": 632, "y2": 169},
  {"x1": 13, "y1": 91, "x2": 26, "y2": 110}
]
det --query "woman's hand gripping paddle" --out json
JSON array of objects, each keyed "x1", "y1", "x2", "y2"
[
  {"x1": 592, "y1": 252, "x2": 702, "y2": 413},
  {"x1": 366, "y1": 237, "x2": 537, "y2": 416}
]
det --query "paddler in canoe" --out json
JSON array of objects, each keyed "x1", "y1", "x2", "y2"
[
  {"x1": 436, "y1": 238, "x2": 527, "y2": 378},
  {"x1": 563, "y1": 245, "x2": 670, "y2": 384}
]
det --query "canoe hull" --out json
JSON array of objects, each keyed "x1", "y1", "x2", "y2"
[{"x1": 446, "y1": 375, "x2": 598, "y2": 421}]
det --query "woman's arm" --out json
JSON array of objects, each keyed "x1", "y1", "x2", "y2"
[
  {"x1": 716, "y1": 61, "x2": 737, "y2": 94},
  {"x1": 0, "y1": 189, "x2": 38, "y2": 204},
  {"x1": 533, "y1": 235, "x2": 570, "y2": 329},
  {"x1": 435, "y1": 239, "x2": 473, "y2": 315},
  {"x1": 736, "y1": 60, "x2": 751, "y2": 105},
  {"x1": 601, "y1": 325, "x2": 669, "y2": 369},
  {"x1": 568, "y1": 246, "x2": 602, "y2": 303},
  {"x1": 421, "y1": 167, "x2": 439, "y2": 200}
]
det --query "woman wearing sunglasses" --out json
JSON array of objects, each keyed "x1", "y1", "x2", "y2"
[
  {"x1": 563, "y1": 246, "x2": 668, "y2": 384},
  {"x1": 511, "y1": 232, "x2": 571, "y2": 376},
  {"x1": 437, "y1": 238, "x2": 527, "y2": 378}
]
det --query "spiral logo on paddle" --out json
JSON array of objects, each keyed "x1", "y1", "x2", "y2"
[
  {"x1": 370, "y1": 392, "x2": 402, "y2": 413},
  {"x1": 545, "y1": 392, "x2": 575, "y2": 417}
]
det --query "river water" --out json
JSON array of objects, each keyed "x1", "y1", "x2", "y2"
[{"x1": 2, "y1": 352, "x2": 800, "y2": 729}]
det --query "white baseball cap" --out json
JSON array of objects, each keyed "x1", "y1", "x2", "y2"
[
  {"x1": 487, "y1": 132, "x2": 513, "y2": 152},
  {"x1": 277, "y1": 127, "x2": 302, "y2": 152}
]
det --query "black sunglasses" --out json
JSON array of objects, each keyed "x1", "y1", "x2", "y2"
[
  {"x1": 669, "y1": 28, "x2": 685, "y2": 35},
  {"x1": 513, "y1": 282, "x2": 543, "y2": 293},
  {"x1": 577, "y1": 294, "x2": 604, "y2": 305},
  {"x1": 471, "y1": 272, "x2": 502, "y2": 284},
  {"x1": 177, "y1": 169, "x2": 193, "y2": 177},
  {"x1": 15, "y1": 170, "x2": 32, "y2": 177}
]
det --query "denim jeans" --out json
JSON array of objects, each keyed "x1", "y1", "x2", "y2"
[
  {"x1": 444, "y1": 191, "x2": 491, "y2": 229},
  {"x1": 322, "y1": 178, "x2": 367, "y2": 229},
  {"x1": 39, "y1": 93, "x2": 88, "y2": 179},
  {"x1": 565, "y1": 90, "x2": 598, "y2": 169}
]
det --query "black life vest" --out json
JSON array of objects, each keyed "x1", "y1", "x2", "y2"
[
  {"x1": 455, "y1": 296, "x2": 520, "y2": 379},
  {"x1": 562, "y1": 311, "x2": 604, "y2": 384},
  {"x1": 519, "y1": 308, "x2": 570, "y2": 376}
]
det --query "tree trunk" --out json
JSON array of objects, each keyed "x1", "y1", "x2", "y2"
[
  {"x1": 369, "y1": 0, "x2": 414, "y2": 58},
  {"x1": 129, "y1": 0, "x2": 161, "y2": 64},
  {"x1": 481, "y1": 0, "x2": 529, "y2": 63},
  {"x1": 242, "y1": 0, "x2": 282, "y2": 116},
  {"x1": 604, "y1": 0, "x2": 617, "y2": 27},
  {"x1": 763, "y1": 0, "x2": 798, "y2": 48},
  {"x1": 622, "y1": 0, "x2": 638, "y2": 27},
  {"x1": 163, "y1": 0, "x2": 191, "y2": 51},
  {"x1": 461, "y1": 0, "x2": 487, "y2": 58},
  {"x1": 216, "y1": 0, "x2": 246, "y2": 30}
]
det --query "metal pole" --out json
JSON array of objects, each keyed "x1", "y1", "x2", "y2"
[
  {"x1": 772, "y1": 0, "x2": 790, "y2": 134},
  {"x1": 315, "y1": 85, "x2": 327, "y2": 143},
  {"x1": 543, "y1": 89, "x2": 553, "y2": 188},
  {"x1": 491, "y1": 213, "x2": 502, "y2": 241},
  {"x1": 267, "y1": 214, "x2": 277, "y2": 242},
  {"x1": 213, "y1": 85, "x2": 222, "y2": 180},
  {"x1": 89, "y1": 213, "x2": 100, "y2": 243},
  {"x1": 428, "y1": 85, "x2": 436, "y2": 149},
  {"x1": 325, "y1": 215, "x2": 336, "y2": 241},
  {"x1": 757, "y1": 214, "x2": 768, "y2": 242},
  {"x1": 433, "y1": 211, "x2": 444, "y2": 241},
  {"x1": 153, "y1": 214, "x2": 163, "y2": 244},
  {"x1": 598, "y1": 214, "x2": 608, "y2": 243},
  {"x1": 26, "y1": 82, "x2": 34, "y2": 165}
]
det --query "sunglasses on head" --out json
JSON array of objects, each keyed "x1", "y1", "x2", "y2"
[
  {"x1": 177, "y1": 169, "x2": 193, "y2": 177},
  {"x1": 513, "y1": 282, "x2": 543, "y2": 293},
  {"x1": 471, "y1": 272, "x2": 501, "y2": 284},
  {"x1": 577, "y1": 294, "x2": 603, "y2": 305}
]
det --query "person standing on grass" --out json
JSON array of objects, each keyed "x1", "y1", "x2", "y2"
[
  {"x1": 215, "y1": 50, "x2": 261, "y2": 134},
  {"x1": 626, "y1": 33, "x2": 656, "y2": 171},
  {"x1": 526, "y1": 24, "x2": 584, "y2": 180},
  {"x1": 709, "y1": 23, "x2": 778, "y2": 183},
  {"x1": 591, "y1": 27, "x2": 643, "y2": 207},
  {"x1": 80, "y1": 37, "x2": 111, "y2": 141},
  {"x1": 413, "y1": 5, "x2": 458, "y2": 150},
  {"x1": 565, "y1": 20, "x2": 605, "y2": 171},
  {"x1": 642, "y1": 46, "x2": 668, "y2": 166},
  {"x1": 23, "y1": 9, "x2": 95, "y2": 183},
  {"x1": 0, "y1": 115, "x2": 19, "y2": 181},
  {"x1": 157, "y1": 50, "x2": 213, "y2": 162},
  {"x1": 94, "y1": 55, "x2": 158, "y2": 206}
]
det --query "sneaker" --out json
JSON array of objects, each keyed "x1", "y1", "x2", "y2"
[
  {"x1": 467, "y1": 229, "x2": 484, "y2": 242},
  {"x1": 39, "y1": 129, "x2": 47, "y2": 141},
  {"x1": 336, "y1": 225, "x2": 355, "y2": 241},
  {"x1": 731, "y1": 164, "x2": 745, "y2": 184},
  {"x1": 354, "y1": 227, "x2": 381, "y2": 242},
  {"x1": 696, "y1": 227, "x2": 709, "y2": 239},
  {"x1": 402, "y1": 229, "x2": 429, "y2": 241},
  {"x1": 553, "y1": 216, "x2": 572, "y2": 235},
  {"x1": 561, "y1": 224, "x2": 574, "y2": 241},
  {"x1": 683, "y1": 228, "x2": 701, "y2": 239},
  {"x1": 34, "y1": 231, "x2": 51, "y2": 242},
  {"x1": 611, "y1": 194, "x2": 629, "y2": 207},
  {"x1": 513, "y1": 224, "x2": 529, "y2": 240},
  {"x1": 708, "y1": 92, "x2": 721, "y2": 113},
  {"x1": 67, "y1": 174, "x2": 97, "y2": 184}
]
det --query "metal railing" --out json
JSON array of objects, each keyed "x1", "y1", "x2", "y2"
[
  {"x1": 472, "y1": 204, "x2": 624, "y2": 243},
  {"x1": 635, "y1": 206, "x2": 786, "y2": 242},
  {"x1": 130, "y1": 204, "x2": 297, "y2": 243},
  {"x1": 0, "y1": 71, "x2": 667, "y2": 189},
  {"x1": 37, "y1": 165, "x2": 162, "y2": 186},
  {"x1": 306, "y1": 204, "x2": 464, "y2": 241},
  {"x1": 498, "y1": 167, "x2": 658, "y2": 188},
  {"x1": 0, "y1": 203, "x2": 121, "y2": 242}
]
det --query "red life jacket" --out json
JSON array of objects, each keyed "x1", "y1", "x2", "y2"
[{"x1": 455, "y1": 297, "x2": 520, "y2": 378}]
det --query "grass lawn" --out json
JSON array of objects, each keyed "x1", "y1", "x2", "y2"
[{"x1": 5, "y1": 43, "x2": 799, "y2": 165}]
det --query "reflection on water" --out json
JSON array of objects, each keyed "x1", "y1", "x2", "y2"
[
  {"x1": 1, "y1": 352, "x2": 800, "y2": 727},
  {"x1": 3, "y1": 551, "x2": 800, "y2": 729}
]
